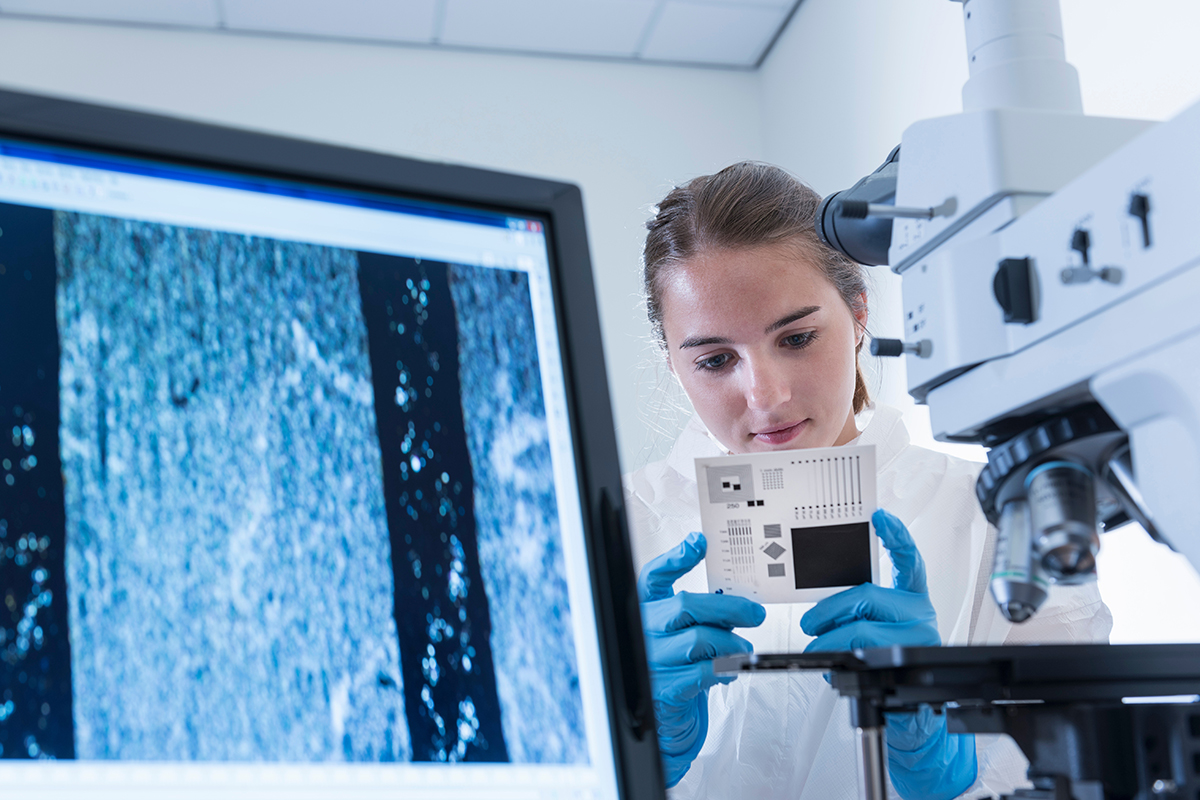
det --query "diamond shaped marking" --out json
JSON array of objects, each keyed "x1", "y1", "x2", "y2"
[{"x1": 762, "y1": 542, "x2": 786, "y2": 560}]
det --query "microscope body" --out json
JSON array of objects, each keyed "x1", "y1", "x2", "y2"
[
  {"x1": 874, "y1": 0, "x2": 1200, "y2": 621},
  {"x1": 787, "y1": 3, "x2": 1200, "y2": 797}
]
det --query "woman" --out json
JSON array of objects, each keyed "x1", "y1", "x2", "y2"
[{"x1": 624, "y1": 162, "x2": 1112, "y2": 799}]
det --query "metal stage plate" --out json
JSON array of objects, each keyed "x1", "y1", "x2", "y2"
[{"x1": 714, "y1": 644, "x2": 1200, "y2": 709}]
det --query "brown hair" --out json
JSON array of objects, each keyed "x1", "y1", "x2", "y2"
[{"x1": 643, "y1": 161, "x2": 870, "y2": 413}]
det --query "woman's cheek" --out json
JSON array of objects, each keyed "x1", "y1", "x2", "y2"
[
  {"x1": 807, "y1": 351, "x2": 852, "y2": 418},
  {"x1": 681, "y1": 375, "x2": 732, "y2": 425},
  {"x1": 713, "y1": 381, "x2": 750, "y2": 447}
]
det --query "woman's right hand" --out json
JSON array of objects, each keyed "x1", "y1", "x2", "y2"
[{"x1": 638, "y1": 531, "x2": 767, "y2": 787}]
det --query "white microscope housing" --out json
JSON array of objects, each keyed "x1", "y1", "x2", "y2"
[{"x1": 827, "y1": 0, "x2": 1200, "y2": 622}]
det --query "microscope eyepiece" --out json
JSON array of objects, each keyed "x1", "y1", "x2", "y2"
[
  {"x1": 815, "y1": 146, "x2": 901, "y2": 267},
  {"x1": 835, "y1": 200, "x2": 870, "y2": 219}
]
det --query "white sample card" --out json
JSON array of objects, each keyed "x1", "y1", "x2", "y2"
[{"x1": 695, "y1": 445, "x2": 879, "y2": 604}]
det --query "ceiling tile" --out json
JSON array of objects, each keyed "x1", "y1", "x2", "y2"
[
  {"x1": 639, "y1": 0, "x2": 789, "y2": 66},
  {"x1": 0, "y1": 0, "x2": 218, "y2": 26},
  {"x1": 222, "y1": 0, "x2": 438, "y2": 43},
  {"x1": 717, "y1": 0, "x2": 795, "y2": 8},
  {"x1": 441, "y1": 0, "x2": 658, "y2": 58}
]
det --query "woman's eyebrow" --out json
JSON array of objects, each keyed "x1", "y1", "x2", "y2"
[
  {"x1": 765, "y1": 306, "x2": 821, "y2": 334},
  {"x1": 678, "y1": 307, "x2": 822, "y2": 350},
  {"x1": 679, "y1": 335, "x2": 732, "y2": 350}
]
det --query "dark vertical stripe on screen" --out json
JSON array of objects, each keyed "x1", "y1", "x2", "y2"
[
  {"x1": 0, "y1": 202, "x2": 74, "y2": 759},
  {"x1": 357, "y1": 252, "x2": 509, "y2": 763}
]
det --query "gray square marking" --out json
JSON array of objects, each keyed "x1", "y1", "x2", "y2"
[{"x1": 705, "y1": 464, "x2": 756, "y2": 503}]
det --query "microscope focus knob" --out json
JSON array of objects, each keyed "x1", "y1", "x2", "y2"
[
  {"x1": 869, "y1": 338, "x2": 932, "y2": 358},
  {"x1": 870, "y1": 338, "x2": 905, "y2": 357},
  {"x1": 993, "y1": 257, "x2": 1037, "y2": 324}
]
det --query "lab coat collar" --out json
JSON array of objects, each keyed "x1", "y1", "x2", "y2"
[{"x1": 853, "y1": 403, "x2": 910, "y2": 471}]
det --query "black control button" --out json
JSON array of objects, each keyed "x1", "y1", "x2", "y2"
[
  {"x1": 993, "y1": 257, "x2": 1037, "y2": 324},
  {"x1": 1070, "y1": 229, "x2": 1091, "y2": 265},
  {"x1": 1128, "y1": 192, "x2": 1151, "y2": 248},
  {"x1": 870, "y1": 338, "x2": 905, "y2": 357}
]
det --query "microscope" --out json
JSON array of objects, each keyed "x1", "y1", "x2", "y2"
[{"x1": 719, "y1": 1, "x2": 1200, "y2": 797}]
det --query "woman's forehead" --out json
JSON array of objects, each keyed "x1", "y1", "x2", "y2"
[{"x1": 661, "y1": 245, "x2": 837, "y2": 331}]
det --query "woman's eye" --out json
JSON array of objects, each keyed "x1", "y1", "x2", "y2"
[
  {"x1": 696, "y1": 353, "x2": 732, "y2": 372},
  {"x1": 783, "y1": 331, "x2": 816, "y2": 349}
]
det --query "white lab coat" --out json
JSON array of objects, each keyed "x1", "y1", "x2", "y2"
[{"x1": 624, "y1": 404, "x2": 1113, "y2": 800}]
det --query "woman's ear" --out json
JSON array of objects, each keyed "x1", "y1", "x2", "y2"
[{"x1": 854, "y1": 290, "x2": 869, "y2": 344}]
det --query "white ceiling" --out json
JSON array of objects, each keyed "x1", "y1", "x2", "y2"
[{"x1": 0, "y1": 0, "x2": 801, "y2": 68}]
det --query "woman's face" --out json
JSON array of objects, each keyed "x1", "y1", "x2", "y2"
[{"x1": 660, "y1": 243, "x2": 866, "y2": 454}]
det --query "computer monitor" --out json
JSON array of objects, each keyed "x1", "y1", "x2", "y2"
[{"x1": 0, "y1": 89, "x2": 661, "y2": 800}]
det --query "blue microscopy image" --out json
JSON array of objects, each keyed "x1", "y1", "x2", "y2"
[
  {"x1": 54, "y1": 213, "x2": 410, "y2": 761},
  {"x1": 449, "y1": 265, "x2": 586, "y2": 764},
  {"x1": 6, "y1": 206, "x2": 586, "y2": 766}
]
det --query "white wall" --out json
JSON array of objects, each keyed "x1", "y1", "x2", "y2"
[{"x1": 0, "y1": 16, "x2": 764, "y2": 474}]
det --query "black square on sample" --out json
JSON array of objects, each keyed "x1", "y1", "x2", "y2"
[{"x1": 790, "y1": 523, "x2": 871, "y2": 589}]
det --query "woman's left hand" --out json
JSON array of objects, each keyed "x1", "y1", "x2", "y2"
[
  {"x1": 800, "y1": 508, "x2": 939, "y2": 651},
  {"x1": 800, "y1": 509, "x2": 977, "y2": 800}
]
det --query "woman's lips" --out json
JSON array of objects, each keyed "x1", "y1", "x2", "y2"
[{"x1": 752, "y1": 419, "x2": 807, "y2": 446}]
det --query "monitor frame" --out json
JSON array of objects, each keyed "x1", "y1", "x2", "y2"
[{"x1": 0, "y1": 87, "x2": 663, "y2": 800}]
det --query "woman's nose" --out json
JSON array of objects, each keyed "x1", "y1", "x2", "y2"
[{"x1": 743, "y1": 358, "x2": 790, "y2": 411}]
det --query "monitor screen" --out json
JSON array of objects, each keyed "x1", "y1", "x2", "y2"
[{"x1": 0, "y1": 119, "x2": 634, "y2": 799}]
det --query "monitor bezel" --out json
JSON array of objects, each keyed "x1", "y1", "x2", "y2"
[{"x1": 0, "y1": 87, "x2": 663, "y2": 800}]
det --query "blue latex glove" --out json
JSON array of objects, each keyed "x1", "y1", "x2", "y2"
[
  {"x1": 801, "y1": 509, "x2": 977, "y2": 800},
  {"x1": 638, "y1": 531, "x2": 766, "y2": 788}
]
